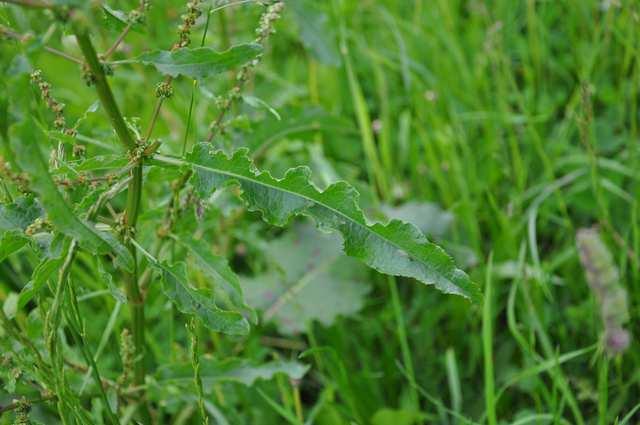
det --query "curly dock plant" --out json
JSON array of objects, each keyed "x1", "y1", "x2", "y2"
[{"x1": 0, "y1": 1, "x2": 480, "y2": 423}]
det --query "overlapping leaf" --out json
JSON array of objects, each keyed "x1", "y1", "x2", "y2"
[
  {"x1": 155, "y1": 358, "x2": 309, "y2": 390},
  {"x1": 102, "y1": 5, "x2": 145, "y2": 34},
  {"x1": 242, "y1": 222, "x2": 371, "y2": 334},
  {"x1": 176, "y1": 235, "x2": 256, "y2": 322},
  {"x1": 0, "y1": 231, "x2": 28, "y2": 262},
  {"x1": 0, "y1": 196, "x2": 42, "y2": 231},
  {"x1": 147, "y1": 260, "x2": 249, "y2": 335},
  {"x1": 133, "y1": 44, "x2": 262, "y2": 79},
  {"x1": 19, "y1": 255, "x2": 65, "y2": 308},
  {"x1": 9, "y1": 120, "x2": 133, "y2": 272},
  {"x1": 154, "y1": 144, "x2": 481, "y2": 302}
]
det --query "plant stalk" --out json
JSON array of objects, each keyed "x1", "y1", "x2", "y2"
[
  {"x1": 74, "y1": 29, "x2": 136, "y2": 150},
  {"x1": 73, "y1": 25, "x2": 147, "y2": 407},
  {"x1": 2, "y1": 0, "x2": 52, "y2": 9}
]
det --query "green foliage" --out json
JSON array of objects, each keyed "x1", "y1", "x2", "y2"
[
  {"x1": 242, "y1": 222, "x2": 370, "y2": 334},
  {"x1": 146, "y1": 258, "x2": 250, "y2": 335},
  {"x1": 177, "y1": 234, "x2": 256, "y2": 321},
  {"x1": 158, "y1": 144, "x2": 480, "y2": 301},
  {"x1": 1, "y1": 0, "x2": 638, "y2": 423},
  {"x1": 0, "y1": 231, "x2": 28, "y2": 262},
  {"x1": 155, "y1": 358, "x2": 309, "y2": 389},
  {"x1": 133, "y1": 44, "x2": 263, "y2": 79},
  {"x1": 289, "y1": 0, "x2": 340, "y2": 66},
  {"x1": 0, "y1": 196, "x2": 43, "y2": 231},
  {"x1": 9, "y1": 118, "x2": 134, "y2": 272}
]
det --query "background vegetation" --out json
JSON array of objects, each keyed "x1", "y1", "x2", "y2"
[{"x1": 0, "y1": 0, "x2": 638, "y2": 423}]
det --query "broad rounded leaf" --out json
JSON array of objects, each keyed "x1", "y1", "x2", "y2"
[{"x1": 242, "y1": 222, "x2": 371, "y2": 334}]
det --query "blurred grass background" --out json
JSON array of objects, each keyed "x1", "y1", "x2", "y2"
[{"x1": 1, "y1": 0, "x2": 639, "y2": 423}]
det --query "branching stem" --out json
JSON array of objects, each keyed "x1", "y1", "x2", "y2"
[
  {"x1": 44, "y1": 46, "x2": 83, "y2": 64},
  {"x1": 102, "y1": 23, "x2": 134, "y2": 60}
]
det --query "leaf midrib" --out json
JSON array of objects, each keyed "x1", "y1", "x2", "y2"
[{"x1": 154, "y1": 153, "x2": 460, "y2": 291}]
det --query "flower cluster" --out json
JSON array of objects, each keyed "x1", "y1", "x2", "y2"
[{"x1": 576, "y1": 227, "x2": 631, "y2": 356}]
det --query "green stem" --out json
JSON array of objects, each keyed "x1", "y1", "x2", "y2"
[
  {"x1": 598, "y1": 357, "x2": 609, "y2": 425},
  {"x1": 2, "y1": 0, "x2": 52, "y2": 9},
  {"x1": 387, "y1": 276, "x2": 419, "y2": 410},
  {"x1": 483, "y1": 253, "x2": 497, "y2": 425},
  {"x1": 72, "y1": 25, "x2": 147, "y2": 414},
  {"x1": 64, "y1": 285, "x2": 120, "y2": 425},
  {"x1": 73, "y1": 29, "x2": 136, "y2": 150}
]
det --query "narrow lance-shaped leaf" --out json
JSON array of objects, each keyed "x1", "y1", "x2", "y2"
[
  {"x1": 176, "y1": 235, "x2": 256, "y2": 323},
  {"x1": 160, "y1": 262, "x2": 249, "y2": 335},
  {"x1": 132, "y1": 241, "x2": 249, "y2": 335},
  {"x1": 9, "y1": 120, "x2": 134, "y2": 272},
  {"x1": 153, "y1": 145, "x2": 481, "y2": 302},
  {"x1": 19, "y1": 255, "x2": 65, "y2": 308},
  {"x1": 131, "y1": 44, "x2": 262, "y2": 79}
]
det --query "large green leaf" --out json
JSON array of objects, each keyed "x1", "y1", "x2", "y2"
[
  {"x1": 132, "y1": 44, "x2": 262, "y2": 79},
  {"x1": 176, "y1": 235, "x2": 256, "y2": 322},
  {"x1": 147, "y1": 260, "x2": 249, "y2": 335},
  {"x1": 382, "y1": 201, "x2": 453, "y2": 238},
  {"x1": 9, "y1": 120, "x2": 134, "y2": 272},
  {"x1": 242, "y1": 222, "x2": 370, "y2": 334},
  {"x1": 155, "y1": 358, "x2": 309, "y2": 390},
  {"x1": 153, "y1": 145, "x2": 481, "y2": 302}
]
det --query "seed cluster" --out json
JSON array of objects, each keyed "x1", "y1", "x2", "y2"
[
  {"x1": 209, "y1": 2, "x2": 284, "y2": 136},
  {"x1": 174, "y1": 0, "x2": 203, "y2": 50},
  {"x1": 118, "y1": 329, "x2": 135, "y2": 387},
  {"x1": 0, "y1": 156, "x2": 29, "y2": 192},
  {"x1": 30, "y1": 70, "x2": 76, "y2": 136},
  {"x1": 236, "y1": 1, "x2": 285, "y2": 91},
  {"x1": 256, "y1": 1, "x2": 285, "y2": 44},
  {"x1": 25, "y1": 217, "x2": 52, "y2": 236},
  {"x1": 13, "y1": 397, "x2": 31, "y2": 425}
]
